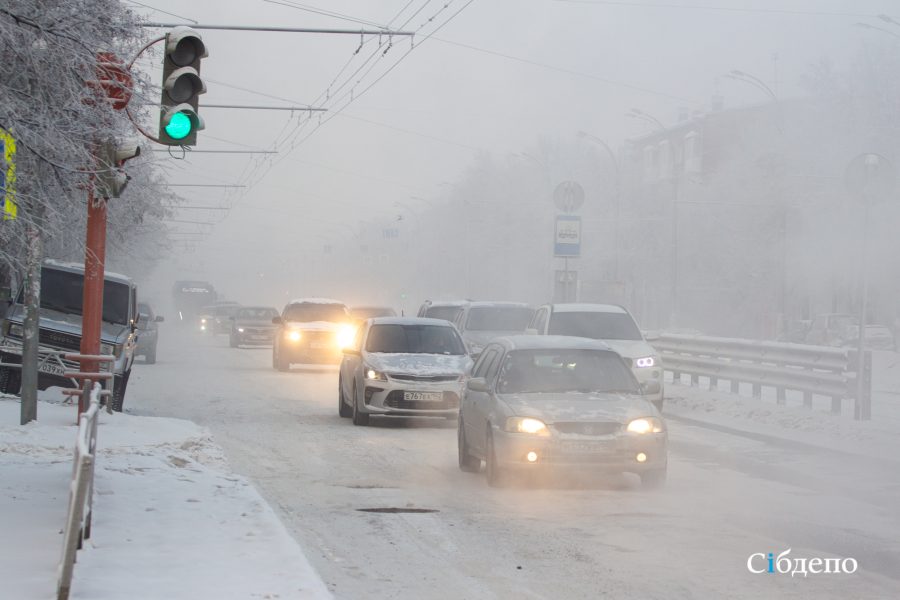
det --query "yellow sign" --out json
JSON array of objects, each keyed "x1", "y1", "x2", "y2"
[{"x1": 1, "y1": 128, "x2": 16, "y2": 220}]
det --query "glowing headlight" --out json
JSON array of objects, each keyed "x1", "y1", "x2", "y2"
[
  {"x1": 505, "y1": 417, "x2": 550, "y2": 436},
  {"x1": 336, "y1": 324, "x2": 355, "y2": 349},
  {"x1": 634, "y1": 356, "x2": 656, "y2": 368},
  {"x1": 9, "y1": 323, "x2": 23, "y2": 338},
  {"x1": 287, "y1": 330, "x2": 302, "y2": 342},
  {"x1": 237, "y1": 327, "x2": 245, "y2": 333},
  {"x1": 626, "y1": 417, "x2": 664, "y2": 434},
  {"x1": 200, "y1": 318, "x2": 207, "y2": 324},
  {"x1": 365, "y1": 367, "x2": 387, "y2": 381}
]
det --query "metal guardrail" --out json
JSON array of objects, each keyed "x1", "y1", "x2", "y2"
[
  {"x1": 57, "y1": 382, "x2": 102, "y2": 600},
  {"x1": 653, "y1": 334, "x2": 871, "y2": 420}
]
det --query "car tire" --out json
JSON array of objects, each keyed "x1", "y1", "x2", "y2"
[
  {"x1": 274, "y1": 349, "x2": 289, "y2": 372},
  {"x1": 229, "y1": 334, "x2": 238, "y2": 348},
  {"x1": 338, "y1": 375, "x2": 352, "y2": 418},
  {"x1": 351, "y1": 382, "x2": 369, "y2": 426},
  {"x1": 0, "y1": 365, "x2": 22, "y2": 395},
  {"x1": 640, "y1": 467, "x2": 667, "y2": 490},
  {"x1": 457, "y1": 417, "x2": 481, "y2": 472},
  {"x1": 485, "y1": 431, "x2": 505, "y2": 487},
  {"x1": 110, "y1": 372, "x2": 129, "y2": 412},
  {"x1": 145, "y1": 345, "x2": 157, "y2": 365}
]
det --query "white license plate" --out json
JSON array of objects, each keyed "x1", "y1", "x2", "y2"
[
  {"x1": 309, "y1": 341, "x2": 331, "y2": 349},
  {"x1": 559, "y1": 441, "x2": 612, "y2": 454},
  {"x1": 404, "y1": 391, "x2": 443, "y2": 402},
  {"x1": 38, "y1": 362, "x2": 67, "y2": 377}
]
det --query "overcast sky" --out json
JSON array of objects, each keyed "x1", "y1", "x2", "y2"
[{"x1": 130, "y1": 0, "x2": 900, "y2": 303}]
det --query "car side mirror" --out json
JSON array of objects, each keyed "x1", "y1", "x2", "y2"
[
  {"x1": 467, "y1": 377, "x2": 489, "y2": 392},
  {"x1": 272, "y1": 316, "x2": 283, "y2": 325},
  {"x1": 342, "y1": 348, "x2": 360, "y2": 356},
  {"x1": 641, "y1": 381, "x2": 661, "y2": 396},
  {"x1": 155, "y1": 315, "x2": 165, "y2": 323}
]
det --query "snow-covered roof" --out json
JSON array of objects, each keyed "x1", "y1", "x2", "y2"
[
  {"x1": 43, "y1": 259, "x2": 133, "y2": 284},
  {"x1": 466, "y1": 301, "x2": 531, "y2": 308},
  {"x1": 288, "y1": 297, "x2": 346, "y2": 306},
  {"x1": 550, "y1": 303, "x2": 627, "y2": 314},
  {"x1": 368, "y1": 316, "x2": 457, "y2": 326}
]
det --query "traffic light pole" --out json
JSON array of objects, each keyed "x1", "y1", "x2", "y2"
[{"x1": 79, "y1": 171, "x2": 107, "y2": 415}]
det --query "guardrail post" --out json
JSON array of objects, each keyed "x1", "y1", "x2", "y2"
[
  {"x1": 803, "y1": 391, "x2": 812, "y2": 409},
  {"x1": 730, "y1": 379, "x2": 739, "y2": 394},
  {"x1": 831, "y1": 396, "x2": 842, "y2": 414},
  {"x1": 708, "y1": 375, "x2": 718, "y2": 391},
  {"x1": 752, "y1": 382, "x2": 761, "y2": 399},
  {"x1": 856, "y1": 350, "x2": 872, "y2": 421}
]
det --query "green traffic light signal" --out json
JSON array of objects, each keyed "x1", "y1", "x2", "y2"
[{"x1": 164, "y1": 111, "x2": 192, "y2": 140}]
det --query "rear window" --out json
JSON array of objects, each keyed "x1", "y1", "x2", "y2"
[
  {"x1": 284, "y1": 303, "x2": 348, "y2": 323},
  {"x1": 237, "y1": 307, "x2": 278, "y2": 320},
  {"x1": 365, "y1": 324, "x2": 466, "y2": 355},
  {"x1": 548, "y1": 311, "x2": 642, "y2": 341},
  {"x1": 464, "y1": 306, "x2": 534, "y2": 331},
  {"x1": 424, "y1": 306, "x2": 464, "y2": 322}
]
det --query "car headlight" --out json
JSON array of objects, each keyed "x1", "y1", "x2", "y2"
[
  {"x1": 200, "y1": 318, "x2": 207, "y2": 324},
  {"x1": 9, "y1": 323, "x2": 23, "y2": 338},
  {"x1": 626, "y1": 417, "x2": 664, "y2": 434},
  {"x1": 237, "y1": 327, "x2": 245, "y2": 333},
  {"x1": 505, "y1": 417, "x2": 550, "y2": 436},
  {"x1": 634, "y1": 356, "x2": 657, "y2": 368},
  {"x1": 336, "y1": 324, "x2": 355, "y2": 349},
  {"x1": 287, "y1": 330, "x2": 302, "y2": 342},
  {"x1": 365, "y1": 367, "x2": 387, "y2": 381}
]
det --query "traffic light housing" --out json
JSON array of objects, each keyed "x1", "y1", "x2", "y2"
[
  {"x1": 97, "y1": 141, "x2": 141, "y2": 198},
  {"x1": 158, "y1": 26, "x2": 207, "y2": 146}
]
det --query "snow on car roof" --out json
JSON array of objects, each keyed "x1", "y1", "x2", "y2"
[
  {"x1": 550, "y1": 303, "x2": 628, "y2": 314},
  {"x1": 466, "y1": 301, "x2": 530, "y2": 308},
  {"x1": 368, "y1": 317, "x2": 457, "y2": 326},
  {"x1": 494, "y1": 334, "x2": 614, "y2": 351},
  {"x1": 288, "y1": 298, "x2": 346, "y2": 305},
  {"x1": 423, "y1": 300, "x2": 470, "y2": 307},
  {"x1": 43, "y1": 258, "x2": 133, "y2": 284}
]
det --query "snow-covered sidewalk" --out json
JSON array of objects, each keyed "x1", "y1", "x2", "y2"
[{"x1": 0, "y1": 395, "x2": 331, "y2": 600}]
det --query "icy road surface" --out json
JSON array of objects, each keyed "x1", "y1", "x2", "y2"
[{"x1": 128, "y1": 329, "x2": 900, "y2": 599}]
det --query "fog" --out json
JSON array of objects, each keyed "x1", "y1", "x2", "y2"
[{"x1": 122, "y1": 0, "x2": 898, "y2": 340}]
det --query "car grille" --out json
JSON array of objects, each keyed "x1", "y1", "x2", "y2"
[
  {"x1": 384, "y1": 391, "x2": 460, "y2": 411},
  {"x1": 389, "y1": 373, "x2": 459, "y2": 382},
  {"x1": 553, "y1": 421, "x2": 621, "y2": 436},
  {"x1": 242, "y1": 327, "x2": 273, "y2": 336},
  {"x1": 39, "y1": 329, "x2": 81, "y2": 351}
]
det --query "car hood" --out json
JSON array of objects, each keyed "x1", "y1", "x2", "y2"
[
  {"x1": 6, "y1": 305, "x2": 129, "y2": 343},
  {"x1": 596, "y1": 339, "x2": 657, "y2": 359},
  {"x1": 497, "y1": 392, "x2": 656, "y2": 423},
  {"x1": 285, "y1": 320, "x2": 346, "y2": 331},
  {"x1": 365, "y1": 352, "x2": 471, "y2": 376}
]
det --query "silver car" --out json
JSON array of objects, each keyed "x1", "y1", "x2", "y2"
[
  {"x1": 338, "y1": 317, "x2": 473, "y2": 426},
  {"x1": 458, "y1": 335, "x2": 667, "y2": 488}
]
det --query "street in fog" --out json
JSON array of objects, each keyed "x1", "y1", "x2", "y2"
[{"x1": 127, "y1": 328, "x2": 900, "y2": 599}]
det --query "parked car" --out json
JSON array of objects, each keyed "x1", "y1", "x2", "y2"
[
  {"x1": 349, "y1": 305, "x2": 397, "y2": 327},
  {"x1": 457, "y1": 335, "x2": 667, "y2": 488},
  {"x1": 197, "y1": 301, "x2": 240, "y2": 335},
  {"x1": 416, "y1": 299, "x2": 470, "y2": 322},
  {"x1": 272, "y1": 299, "x2": 354, "y2": 369},
  {"x1": 804, "y1": 313, "x2": 858, "y2": 347},
  {"x1": 528, "y1": 303, "x2": 664, "y2": 412},
  {"x1": 135, "y1": 301, "x2": 164, "y2": 364},
  {"x1": 841, "y1": 324, "x2": 897, "y2": 351},
  {"x1": 338, "y1": 317, "x2": 472, "y2": 425},
  {"x1": 0, "y1": 260, "x2": 138, "y2": 411},
  {"x1": 229, "y1": 306, "x2": 279, "y2": 347},
  {"x1": 451, "y1": 301, "x2": 534, "y2": 358}
]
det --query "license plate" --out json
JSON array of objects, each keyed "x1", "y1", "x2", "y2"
[
  {"x1": 38, "y1": 361, "x2": 67, "y2": 377},
  {"x1": 309, "y1": 341, "x2": 330, "y2": 349},
  {"x1": 404, "y1": 391, "x2": 443, "y2": 402},
  {"x1": 559, "y1": 441, "x2": 612, "y2": 454}
]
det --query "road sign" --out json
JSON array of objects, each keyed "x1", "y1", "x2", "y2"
[
  {"x1": 554, "y1": 215, "x2": 581, "y2": 256},
  {"x1": 553, "y1": 181, "x2": 585, "y2": 213},
  {"x1": 1, "y1": 128, "x2": 16, "y2": 220}
]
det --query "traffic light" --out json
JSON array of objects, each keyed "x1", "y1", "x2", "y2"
[
  {"x1": 158, "y1": 26, "x2": 207, "y2": 146},
  {"x1": 97, "y1": 141, "x2": 141, "y2": 198}
]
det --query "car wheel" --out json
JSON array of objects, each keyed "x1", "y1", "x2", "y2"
[
  {"x1": 229, "y1": 334, "x2": 238, "y2": 348},
  {"x1": 110, "y1": 371, "x2": 129, "y2": 412},
  {"x1": 457, "y1": 417, "x2": 481, "y2": 472},
  {"x1": 351, "y1": 382, "x2": 369, "y2": 426},
  {"x1": 640, "y1": 467, "x2": 667, "y2": 490},
  {"x1": 338, "y1": 375, "x2": 352, "y2": 418},
  {"x1": 145, "y1": 344, "x2": 157, "y2": 365},
  {"x1": 485, "y1": 430, "x2": 505, "y2": 487},
  {"x1": 274, "y1": 349, "x2": 289, "y2": 372},
  {"x1": 0, "y1": 365, "x2": 22, "y2": 395}
]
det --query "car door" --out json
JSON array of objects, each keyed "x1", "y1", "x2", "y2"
[{"x1": 466, "y1": 345, "x2": 503, "y2": 454}]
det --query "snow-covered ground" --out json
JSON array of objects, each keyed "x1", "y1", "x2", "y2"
[
  {"x1": 0, "y1": 391, "x2": 330, "y2": 600},
  {"x1": 2, "y1": 327, "x2": 900, "y2": 599}
]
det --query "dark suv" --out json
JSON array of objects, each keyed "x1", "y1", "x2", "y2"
[{"x1": 272, "y1": 299, "x2": 354, "y2": 369}]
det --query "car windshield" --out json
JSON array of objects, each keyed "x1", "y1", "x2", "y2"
[
  {"x1": 464, "y1": 306, "x2": 534, "y2": 331},
  {"x1": 497, "y1": 349, "x2": 639, "y2": 395},
  {"x1": 37, "y1": 267, "x2": 130, "y2": 326},
  {"x1": 284, "y1": 303, "x2": 348, "y2": 323},
  {"x1": 548, "y1": 311, "x2": 643, "y2": 341},
  {"x1": 237, "y1": 307, "x2": 278, "y2": 320},
  {"x1": 365, "y1": 324, "x2": 466, "y2": 355},
  {"x1": 352, "y1": 307, "x2": 396, "y2": 319},
  {"x1": 423, "y1": 305, "x2": 464, "y2": 322}
]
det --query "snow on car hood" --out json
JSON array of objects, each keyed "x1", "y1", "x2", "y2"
[
  {"x1": 366, "y1": 353, "x2": 471, "y2": 376},
  {"x1": 598, "y1": 339, "x2": 657, "y2": 359},
  {"x1": 497, "y1": 392, "x2": 657, "y2": 423}
]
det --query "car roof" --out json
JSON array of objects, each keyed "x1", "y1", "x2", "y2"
[
  {"x1": 464, "y1": 301, "x2": 531, "y2": 308},
  {"x1": 545, "y1": 303, "x2": 628, "y2": 314},
  {"x1": 238, "y1": 306, "x2": 277, "y2": 311},
  {"x1": 43, "y1": 259, "x2": 133, "y2": 285},
  {"x1": 422, "y1": 300, "x2": 470, "y2": 307},
  {"x1": 487, "y1": 335, "x2": 615, "y2": 352},
  {"x1": 288, "y1": 298, "x2": 347, "y2": 306},
  {"x1": 368, "y1": 317, "x2": 457, "y2": 327}
]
